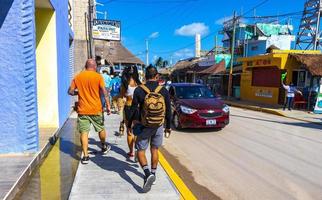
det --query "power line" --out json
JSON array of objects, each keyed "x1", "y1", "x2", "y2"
[
  {"x1": 240, "y1": 0, "x2": 270, "y2": 17},
  {"x1": 243, "y1": 10, "x2": 305, "y2": 19},
  {"x1": 123, "y1": 2, "x2": 191, "y2": 29},
  {"x1": 151, "y1": 0, "x2": 272, "y2": 55},
  {"x1": 151, "y1": 31, "x2": 218, "y2": 55}
]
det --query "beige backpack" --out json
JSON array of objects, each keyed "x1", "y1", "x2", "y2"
[{"x1": 140, "y1": 85, "x2": 166, "y2": 127}]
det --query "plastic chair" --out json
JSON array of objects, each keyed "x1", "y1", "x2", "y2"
[{"x1": 293, "y1": 93, "x2": 307, "y2": 109}]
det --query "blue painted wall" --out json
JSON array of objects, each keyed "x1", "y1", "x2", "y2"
[
  {"x1": 0, "y1": 0, "x2": 39, "y2": 153},
  {"x1": 50, "y1": 0, "x2": 73, "y2": 127},
  {"x1": 246, "y1": 40, "x2": 267, "y2": 57},
  {"x1": 0, "y1": 0, "x2": 73, "y2": 153}
]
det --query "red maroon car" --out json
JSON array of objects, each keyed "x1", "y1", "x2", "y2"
[{"x1": 168, "y1": 83, "x2": 229, "y2": 129}]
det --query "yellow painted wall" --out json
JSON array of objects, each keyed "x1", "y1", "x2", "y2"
[
  {"x1": 36, "y1": 9, "x2": 59, "y2": 128},
  {"x1": 240, "y1": 71, "x2": 279, "y2": 104},
  {"x1": 240, "y1": 50, "x2": 322, "y2": 105}
]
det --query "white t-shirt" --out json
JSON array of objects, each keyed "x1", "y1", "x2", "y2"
[{"x1": 283, "y1": 85, "x2": 296, "y2": 98}]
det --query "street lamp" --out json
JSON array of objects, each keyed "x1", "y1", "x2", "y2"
[
  {"x1": 96, "y1": 11, "x2": 108, "y2": 19},
  {"x1": 95, "y1": 0, "x2": 107, "y2": 19},
  {"x1": 145, "y1": 39, "x2": 149, "y2": 66},
  {"x1": 145, "y1": 32, "x2": 159, "y2": 66}
]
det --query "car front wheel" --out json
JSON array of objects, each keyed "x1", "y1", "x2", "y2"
[{"x1": 173, "y1": 113, "x2": 182, "y2": 130}]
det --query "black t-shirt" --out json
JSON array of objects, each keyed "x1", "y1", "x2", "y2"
[{"x1": 127, "y1": 81, "x2": 171, "y2": 129}]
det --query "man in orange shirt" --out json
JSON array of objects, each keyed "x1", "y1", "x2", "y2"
[{"x1": 69, "y1": 59, "x2": 111, "y2": 164}]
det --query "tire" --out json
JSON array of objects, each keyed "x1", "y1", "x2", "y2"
[{"x1": 173, "y1": 113, "x2": 182, "y2": 130}]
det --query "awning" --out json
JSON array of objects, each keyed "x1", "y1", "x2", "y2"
[
  {"x1": 290, "y1": 54, "x2": 322, "y2": 76},
  {"x1": 197, "y1": 60, "x2": 226, "y2": 74}
]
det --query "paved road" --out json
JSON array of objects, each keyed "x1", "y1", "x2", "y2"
[{"x1": 162, "y1": 107, "x2": 322, "y2": 200}]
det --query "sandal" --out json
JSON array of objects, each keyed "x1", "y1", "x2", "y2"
[{"x1": 119, "y1": 121, "x2": 125, "y2": 136}]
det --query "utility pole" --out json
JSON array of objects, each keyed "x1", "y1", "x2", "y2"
[
  {"x1": 104, "y1": 11, "x2": 107, "y2": 20},
  {"x1": 214, "y1": 35, "x2": 218, "y2": 55},
  {"x1": 88, "y1": 0, "x2": 94, "y2": 58},
  {"x1": 227, "y1": 11, "x2": 237, "y2": 98},
  {"x1": 145, "y1": 39, "x2": 149, "y2": 66}
]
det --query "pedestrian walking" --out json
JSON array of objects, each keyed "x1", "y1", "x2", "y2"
[
  {"x1": 101, "y1": 70, "x2": 112, "y2": 110},
  {"x1": 127, "y1": 66, "x2": 171, "y2": 193},
  {"x1": 68, "y1": 59, "x2": 111, "y2": 164},
  {"x1": 119, "y1": 65, "x2": 142, "y2": 159},
  {"x1": 109, "y1": 72, "x2": 122, "y2": 113},
  {"x1": 282, "y1": 81, "x2": 303, "y2": 111}
]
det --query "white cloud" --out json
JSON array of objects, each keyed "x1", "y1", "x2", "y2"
[
  {"x1": 175, "y1": 23, "x2": 209, "y2": 37},
  {"x1": 173, "y1": 48, "x2": 194, "y2": 59},
  {"x1": 149, "y1": 32, "x2": 159, "y2": 39}
]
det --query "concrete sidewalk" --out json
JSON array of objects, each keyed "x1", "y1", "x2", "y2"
[
  {"x1": 225, "y1": 99, "x2": 322, "y2": 125},
  {"x1": 69, "y1": 114, "x2": 180, "y2": 200}
]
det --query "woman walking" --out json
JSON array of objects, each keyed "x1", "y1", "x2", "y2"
[{"x1": 119, "y1": 65, "x2": 142, "y2": 158}]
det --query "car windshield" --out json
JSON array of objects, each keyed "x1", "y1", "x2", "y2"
[{"x1": 175, "y1": 86, "x2": 215, "y2": 99}]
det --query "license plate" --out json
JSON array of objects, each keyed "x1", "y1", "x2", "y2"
[{"x1": 206, "y1": 120, "x2": 216, "y2": 125}]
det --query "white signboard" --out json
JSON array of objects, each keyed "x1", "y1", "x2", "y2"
[
  {"x1": 92, "y1": 19, "x2": 121, "y2": 41},
  {"x1": 255, "y1": 89, "x2": 273, "y2": 98}
]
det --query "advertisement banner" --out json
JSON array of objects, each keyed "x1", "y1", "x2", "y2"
[
  {"x1": 314, "y1": 84, "x2": 322, "y2": 114},
  {"x1": 92, "y1": 19, "x2": 121, "y2": 41}
]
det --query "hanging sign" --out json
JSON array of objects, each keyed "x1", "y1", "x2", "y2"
[{"x1": 92, "y1": 19, "x2": 121, "y2": 41}]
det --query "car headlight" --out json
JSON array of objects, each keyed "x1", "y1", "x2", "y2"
[
  {"x1": 222, "y1": 105, "x2": 230, "y2": 113},
  {"x1": 180, "y1": 105, "x2": 197, "y2": 114}
]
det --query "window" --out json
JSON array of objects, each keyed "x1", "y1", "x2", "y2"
[
  {"x1": 252, "y1": 67, "x2": 281, "y2": 87},
  {"x1": 251, "y1": 46, "x2": 258, "y2": 51},
  {"x1": 175, "y1": 86, "x2": 215, "y2": 99}
]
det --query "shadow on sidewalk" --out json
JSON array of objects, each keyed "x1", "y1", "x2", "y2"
[{"x1": 88, "y1": 138, "x2": 144, "y2": 193}]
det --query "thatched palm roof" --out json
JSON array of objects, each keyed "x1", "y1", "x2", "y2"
[
  {"x1": 158, "y1": 68, "x2": 172, "y2": 75},
  {"x1": 172, "y1": 58, "x2": 200, "y2": 72},
  {"x1": 290, "y1": 54, "x2": 322, "y2": 76},
  {"x1": 95, "y1": 41, "x2": 144, "y2": 65}
]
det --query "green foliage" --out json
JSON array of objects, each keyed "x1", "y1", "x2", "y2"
[{"x1": 154, "y1": 57, "x2": 169, "y2": 68}]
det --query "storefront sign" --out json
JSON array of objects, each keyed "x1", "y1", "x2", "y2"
[
  {"x1": 247, "y1": 59, "x2": 272, "y2": 67},
  {"x1": 92, "y1": 19, "x2": 121, "y2": 41},
  {"x1": 314, "y1": 84, "x2": 322, "y2": 114},
  {"x1": 255, "y1": 89, "x2": 273, "y2": 98}
]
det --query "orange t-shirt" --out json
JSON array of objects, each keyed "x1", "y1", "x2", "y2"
[{"x1": 70, "y1": 70, "x2": 105, "y2": 115}]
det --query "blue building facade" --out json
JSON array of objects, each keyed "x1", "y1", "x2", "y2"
[{"x1": 0, "y1": 0, "x2": 73, "y2": 153}]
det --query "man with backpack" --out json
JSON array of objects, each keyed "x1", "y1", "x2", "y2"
[
  {"x1": 127, "y1": 66, "x2": 171, "y2": 193},
  {"x1": 109, "y1": 72, "x2": 122, "y2": 113}
]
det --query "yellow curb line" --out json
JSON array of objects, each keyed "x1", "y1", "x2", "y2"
[{"x1": 159, "y1": 151, "x2": 197, "y2": 200}]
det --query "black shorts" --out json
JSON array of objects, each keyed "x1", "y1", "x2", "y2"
[{"x1": 123, "y1": 106, "x2": 131, "y2": 122}]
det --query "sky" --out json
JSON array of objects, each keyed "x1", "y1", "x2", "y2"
[{"x1": 95, "y1": 0, "x2": 305, "y2": 65}]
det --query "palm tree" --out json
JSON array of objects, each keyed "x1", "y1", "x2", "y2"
[
  {"x1": 162, "y1": 60, "x2": 169, "y2": 68},
  {"x1": 155, "y1": 57, "x2": 163, "y2": 68},
  {"x1": 154, "y1": 57, "x2": 169, "y2": 69}
]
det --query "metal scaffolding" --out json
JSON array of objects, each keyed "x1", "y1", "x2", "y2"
[{"x1": 296, "y1": 0, "x2": 322, "y2": 50}]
